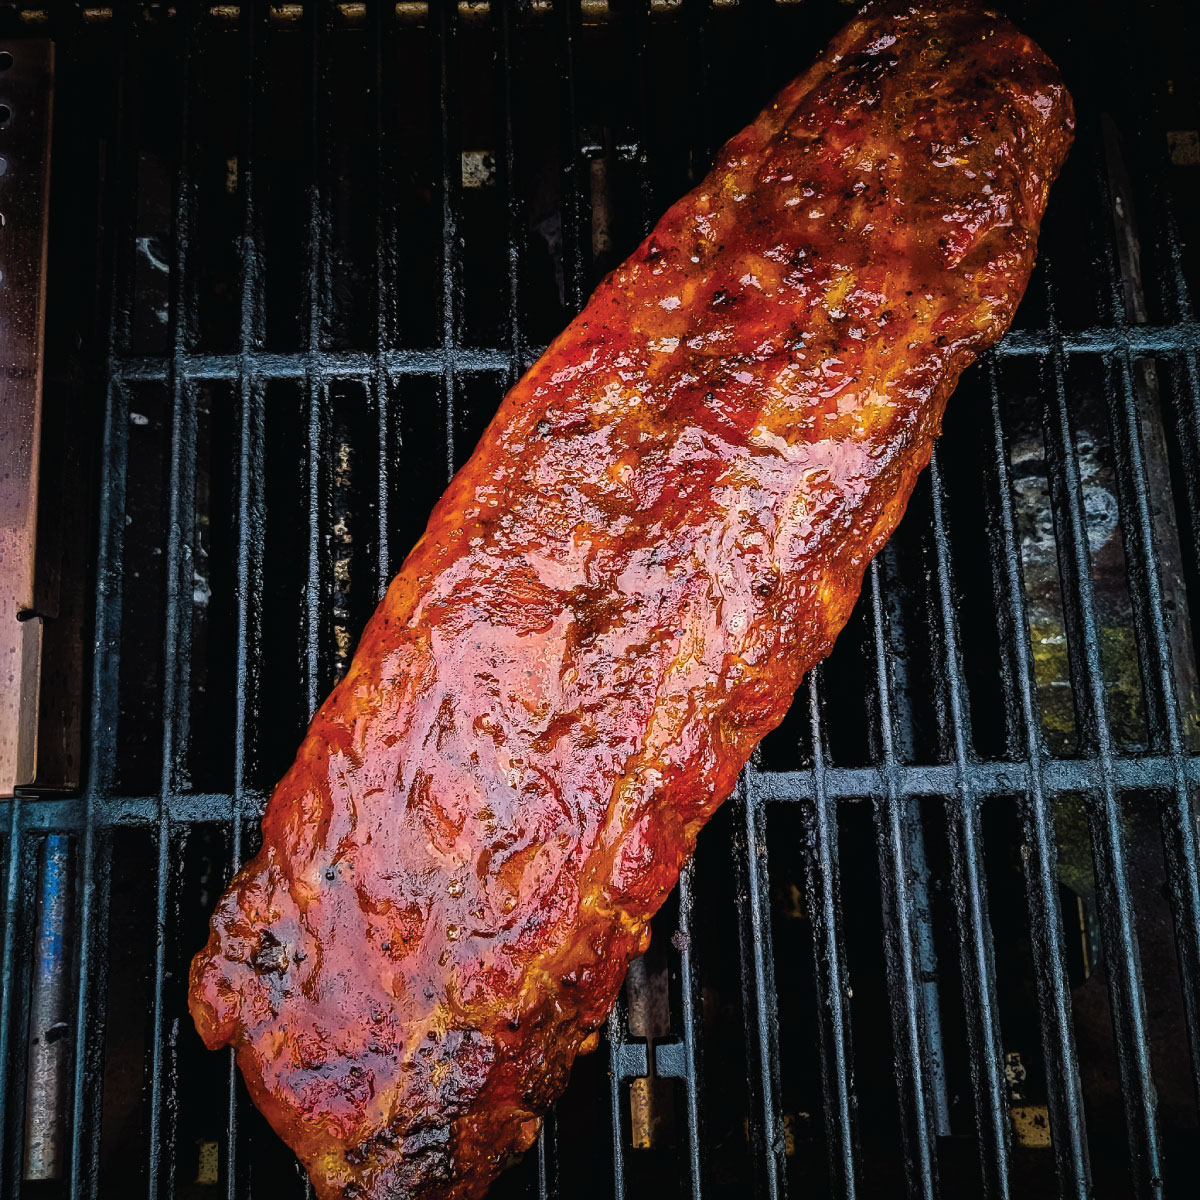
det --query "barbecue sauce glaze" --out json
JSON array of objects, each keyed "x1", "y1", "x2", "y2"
[{"x1": 191, "y1": 5, "x2": 1073, "y2": 1196}]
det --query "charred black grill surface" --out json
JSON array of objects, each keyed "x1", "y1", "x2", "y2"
[{"x1": 2, "y1": 2, "x2": 1200, "y2": 1199}]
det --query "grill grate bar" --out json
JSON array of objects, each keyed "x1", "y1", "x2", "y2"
[
  {"x1": 1163, "y1": 199, "x2": 1200, "y2": 1121},
  {"x1": 556, "y1": 0, "x2": 587, "y2": 316},
  {"x1": 0, "y1": 801, "x2": 23, "y2": 1196},
  {"x1": 927, "y1": 447, "x2": 1011, "y2": 1197},
  {"x1": 303, "y1": 0, "x2": 333, "y2": 721},
  {"x1": 232, "y1": 0, "x2": 267, "y2": 914},
  {"x1": 372, "y1": 0, "x2": 397, "y2": 595},
  {"x1": 867, "y1": 564, "x2": 938, "y2": 1199},
  {"x1": 1174, "y1": 341, "x2": 1200, "y2": 573},
  {"x1": 110, "y1": 347, "x2": 513, "y2": 383},
  {"x1": 1161, "y1": 201, "x2": 1200, "y2": 758},
  {"x1": 98, "y1": 323, "x2": 1200, "y2": 388},
  {"x1": 683, "y1": 0, "x2": 714, "y2": 177},
  {"x1": 1041, "y1": 273, "x2": 1162, "y2": 1192},
  {"x1": 434, "y1": 0, "x2": 462, "y2": 482},
  {"x1": 493, "y1": 0, "x2": 524, "y2": 387},
  {"x1": 750, "y1": 756, "x2": 1200, "y2": 799},
  {"x1": 803, "y1": 671, "x2": 858, "y2": 1200},
  {"x1": 1107, "y1": 341, "x2": 1200, "y2": 1116},
  {"x1": 97, "y1": 323, "x2": 1200, "y2": 390},
  {"x1": 606, "y1": 1004, "x2": 629, "y2": 1200},
  {"x1": 67, "y1": 6, "x2": 144, "y2": 1194},
  {"x1": 145, "y1": 811, "x2": 175, "y2": 1200},
  {"x1": 6, "y1": 734, "x2": 1200, "y2": 836},
  {"x1": 67, "y1": 816, "x2": 110, "y2": 1200},
  {"x1": 1098, "y1": 181, "x2": 1200, "y2": 1118},
  {"x1": 998, "y1": 324, "x2": 1200, "y2": 356},
  {"x1": 228, "y1": 2, "x2": 269, "y2": 1193},
  {"x1": 733, "y1": 783, "x2": 785, "y2": 1199},
  {"x1": 147, "y1": 5, "x2": 201, "y2": 1194},
  {"x1": 536, "y1": 1106, "x2": 558, "y2": 1200},
  {"x1": 68, "y1": 387, "x2": 125, "y2": 1200},
  {"x1": 1160, "y1": 200, "x2": 1200, "y2": 600},
  {"x1": 626, "y1": 0, "x2": 655, "y2": 235},
  {"x1": 983, "y1": 357, "x2": 1092, "y2": 1197},
  {"x1": 8, "y1": 743, "x2": 1200, "y2": 833},
  {"x1": 675, "y1": 863, "x2": 706, "y2": 1200}
]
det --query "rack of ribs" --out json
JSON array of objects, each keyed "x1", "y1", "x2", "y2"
[{"x1": 190, "y1": 4, "x2": 1073, "y2": 1196}]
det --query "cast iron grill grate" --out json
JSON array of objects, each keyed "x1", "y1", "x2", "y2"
[{"x1": 2, "y1": 1, "x2": 1200, "y2": 1198}]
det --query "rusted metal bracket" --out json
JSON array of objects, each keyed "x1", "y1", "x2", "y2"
[{"x1": 0, "y1": 40, "x2": 53, "y2": 798}]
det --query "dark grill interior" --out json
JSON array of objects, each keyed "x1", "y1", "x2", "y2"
[{"x1": 3, "y1": 1, "x2": 1200, "y2": 1197}]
